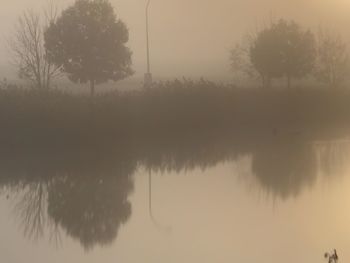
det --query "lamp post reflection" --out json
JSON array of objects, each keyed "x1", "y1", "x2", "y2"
[{"x1": 148, "y1": 170, "x2": 172, "y2": 235}]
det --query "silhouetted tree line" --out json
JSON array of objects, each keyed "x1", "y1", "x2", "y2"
[
  {"x1": 231, "y1": 19, "x2": 349, "y2": 88},
  {"x1": 8, "y1": 1, "x2": 349, "y2": 94}
]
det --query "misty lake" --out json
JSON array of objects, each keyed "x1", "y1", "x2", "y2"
[
  {"x1": 2, "y1": 0, "x2": 350, "y2": 261},
  {"x1": 0, "y1": 131, "x2": 349, "y2": 263}
]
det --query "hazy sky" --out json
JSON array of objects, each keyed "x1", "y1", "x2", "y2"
[{"x1": 1, "y1": 0, "x2": 350, "y2": 82}]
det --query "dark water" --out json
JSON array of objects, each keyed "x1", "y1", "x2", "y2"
[{"x1": 1, "y1": 131, "x2": 350, "y2": 263}]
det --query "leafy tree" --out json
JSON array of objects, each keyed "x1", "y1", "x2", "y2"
[
  {"x1": 315, "y1": 28, "x2": 348, "y2": 88},
  {"x1": 249, "y1": 25, "x2": 282, "y2": 88},
  {"x1": 44, "y1": 0, "x2": 133, "y2": 96},
  {"x1": 250, "y1": 19, "x2": 316, "y2": 88}
]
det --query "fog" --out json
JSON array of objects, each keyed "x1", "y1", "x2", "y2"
[
  {"x1": 1, "y1": 1, "x2": 350, "y2": 261},
  {"x1": 1, "y1": 0, "x2": 350, "y2": 82}
]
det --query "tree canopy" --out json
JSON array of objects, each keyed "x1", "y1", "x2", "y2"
[
  {"x1": 44, "y1": 0, "x2": 133, "y2": 95},
  {"x1": 249, "y1": 19, "x2": 316, "y2": 88}
]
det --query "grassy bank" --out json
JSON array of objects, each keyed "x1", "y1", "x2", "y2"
[{"x1": 1, "y1": 80, "x2": 350, "y2": 148}]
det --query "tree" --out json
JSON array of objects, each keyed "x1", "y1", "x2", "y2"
[
  {"x1": 249, "y1": 23, "x2": 285, "y2": 88},
  {"x1": 230, "y1": 36, "x2": 259, "y2": 84},
  {"x1": 249, "y1": 19, "x2": 316, "y2": 88},
  {"x1": 8, "y1": 7, "x2": 60, "y2": 89},
  {"x1": 44, "y1": 0, "x2": 133, "y2": 96},
  {"x1": 315, "y1": 28, "x2": 348, "y2": 88}
]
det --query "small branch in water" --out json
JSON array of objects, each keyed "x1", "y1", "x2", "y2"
[{"x1": 325, "y1": 249, "x2": 339, "y2": 263}]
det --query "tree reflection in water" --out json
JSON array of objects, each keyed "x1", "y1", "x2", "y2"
[
  {"x1": 1, "y1": 146, "x2": 136, "y2": 250},
  {"x1": 47, "y1": 173, "x2": 133, "y2": 250},
  {"x1": 251, "y1": 137, "x2": 317, "y2": 200},
  {"x1": 14, "y1": 181, "x2": 49, "y2": 240},
  {"x1": 0, "y1": 128, "x2": 348, "y2": 249}
]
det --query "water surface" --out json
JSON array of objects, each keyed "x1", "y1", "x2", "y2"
[{"x1": 1, "y1": 134, "x2": 350, "y2": 263}]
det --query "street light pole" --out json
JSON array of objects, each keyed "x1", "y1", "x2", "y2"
[{"x1": 144, "y1": 0, "x2": 152, "y2": 88}]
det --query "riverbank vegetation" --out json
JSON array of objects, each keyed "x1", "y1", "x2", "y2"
[{"x1": 1, "y1": 79, "x2": 350, "y2": 150}]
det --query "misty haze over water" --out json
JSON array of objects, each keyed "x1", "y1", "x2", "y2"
[{"x1": 1, "y1": 0, "x2": 350, "y2": 262}]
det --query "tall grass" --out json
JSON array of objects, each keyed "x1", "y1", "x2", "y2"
[{"x1": 0, "y1": 79, "x2": 350, "y2": 149}]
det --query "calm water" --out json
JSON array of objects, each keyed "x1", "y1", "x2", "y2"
[{"x1": 1, "y1": 135, "x2": 350, "y2": 263}]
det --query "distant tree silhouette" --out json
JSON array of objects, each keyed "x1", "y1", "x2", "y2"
[
  {"x1": 315, "y1": 28, "x2": 349, "y2": 88},
  {"x1": 250, "y1": 19, "x2": 316, "y2": 88},
  {"x1": 230, "y1": 37, "x2": 258, "y2": 83},
  {"x1": 249, "y1": 24, "x2": 282, "y2": 88},
  {"x1": 44, "y1": 0, "x2": 133, "y2": 96},
  {"x1": 8, "y1": 4, "x2": 60, "y2": 89}
]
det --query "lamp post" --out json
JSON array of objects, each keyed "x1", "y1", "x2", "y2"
[{"x1": 144, "y1": 0, "x2": 152, "y2": 88}]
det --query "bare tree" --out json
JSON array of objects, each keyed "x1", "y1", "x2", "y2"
[
  {"x1": 230, "y1": 37, "x2": 258, "y2": 82},
  {"x1": 315, "y1": 28, "x2": 349, "y2": 88},
  {"x1": 8, "y1": 4, "x2": 60, "y2": 89}
]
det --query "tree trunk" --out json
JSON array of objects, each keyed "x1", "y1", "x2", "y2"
[
  {"x1": 90, "y1": 79, "x2": 95, "y2": 97},
  {"x1": 46, "y1": 63, "x2": 51, "y2": 90},
  {"x1": 36, "y1": 73, "x2": 42, "y2": 89},
  {"x1": 287, "y1": 75, "x2": 291, "y2": 89},
  {"x1": 261, "y1": 74, "x2": 270, "y2": 88},
  {"x1": 261, "y1": 75, "x2": 266, "y2": 88},
  {"x1": 267, "y1": 77, "x2": 272, "y2": 88}
]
